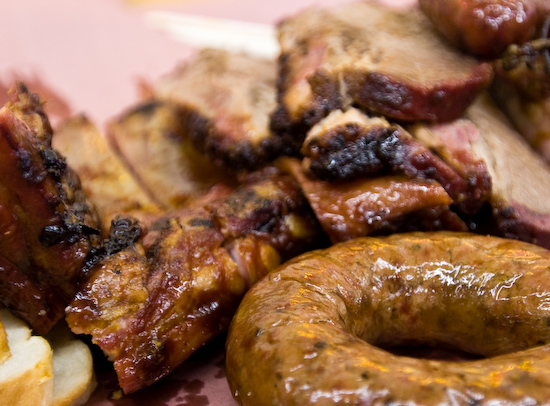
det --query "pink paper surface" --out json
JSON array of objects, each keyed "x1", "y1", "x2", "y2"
[
  {"x1": 0, "y1": 1, "x2": 413, "y2": 405},
  {"x1": 0, "y1": 0, "x2": 414, "y2": 128}
]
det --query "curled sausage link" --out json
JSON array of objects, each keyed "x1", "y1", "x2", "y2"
[{"x1": 226, "y1": 232, "x2": 550, "y2": 406}]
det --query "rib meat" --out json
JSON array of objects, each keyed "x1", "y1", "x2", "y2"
[
  {"x1": 0, "y1": 84, "x2": 100, "y2": 334},
  {"x1": 65, "y1": 168, "x2": 325, "y2": 394}
]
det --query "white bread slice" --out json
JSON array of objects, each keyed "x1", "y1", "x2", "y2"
[
  {"x1": 0, "y1": 315, "x2": 10, "y2": 364},
  {"x1": 0, "y1": 309, "x2": 54, "y2": 406},
  {"x1": 46, "y1": 321, "x2": 97, "y2": 406}
]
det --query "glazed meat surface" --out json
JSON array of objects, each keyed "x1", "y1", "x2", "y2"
[
  {"x1": 227, "y1": 232, "x2": 550, "y2": 406},
  {"x1": 281, "y1": 157, "x2": 467, "y2": 242},
  {"x1": 0, "y1": 84, "x2": 100, "y2": 334},
  {"x1": 66, "y1": 169, "x2": 324, "y2": 394}
]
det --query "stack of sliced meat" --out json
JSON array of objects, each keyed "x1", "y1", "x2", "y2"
[
  {"x1": 53, "y1": 102, "x2": 323, "y2": 393},
  {"x1": 267, "y1": 0, "x2": 550, "y2": 247},
  {"x1": 139, "y1": 1, "x2": 550, "y2": 249}
]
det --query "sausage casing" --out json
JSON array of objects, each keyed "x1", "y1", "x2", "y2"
[
  {"x1": 226, "y1": 232, "x2": 550, "y2": 405},
  {"x1": 419, "y1": 0, "x2": 538, "y2": 58}
]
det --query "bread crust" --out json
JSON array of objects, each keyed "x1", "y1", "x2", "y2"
[
  {"x1": 0, "y1": 310, "x2": 54, "y2": 406},
  {"x1": 0, "y1": 317, "x2": 9, "y2": 364}
]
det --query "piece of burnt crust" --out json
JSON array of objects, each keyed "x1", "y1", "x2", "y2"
[{"x1": 300, "y1": 108, "x2": 492, "y2": 215}]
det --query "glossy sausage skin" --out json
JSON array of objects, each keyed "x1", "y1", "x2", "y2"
[
  {"x1": 226, "y1": 232, "x2": 550, "y2": 406},
  {"x1": 419, "y1": 0, "x2": 538, "y2": 58}
]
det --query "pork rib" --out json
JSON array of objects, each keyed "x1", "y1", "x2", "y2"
[
  {"x1": 0, "y1": 84, "x2": 100, "y2": 334},
  {"x1": 66, "y1": 168, "x2": 325, "y2": 393}
]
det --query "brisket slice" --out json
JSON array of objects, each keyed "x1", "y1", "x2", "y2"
[
  {"x1": 0, "y1": 84, "x2": 100, "y2": 334},
  {"x1": 106, "y1": 100, "x2": 238, "y2": 210},
  {"x1": 273, "y1": 1, "x2": 493, "y2": 143},
  {"x1": 66, "y1": 168, "x2": 325, "y2": 394},
  {"x1": 414, "y1": 94, "x2": 550, "y2": 249},
  {"x1": 153, "y1": 48, "x2": 291, "y2": 171},
  {"x1": 54, "y1": 114, "x2": 162, "y2": 232}
]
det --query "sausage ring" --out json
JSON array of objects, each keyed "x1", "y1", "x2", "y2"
[{"x1": 226, "y1": 232, "x2": 550, "y2": 405}]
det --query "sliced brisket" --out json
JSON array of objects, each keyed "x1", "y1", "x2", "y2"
[
  {"x1": 153, "y1": 48, "x2": 290, "y2": 170},
  {"x1": 273, "y1": 1, "x2": 493, "y2": 143}
]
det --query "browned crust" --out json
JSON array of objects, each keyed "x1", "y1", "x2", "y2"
[
  {"x1": 305, "y1": 125, "x2": 388, "y2": 180},
  {"x1": 345, "y1": 64, "x2": 494, "y2": 122},
  {"x1": 176, "y1": 103, "x2": 294, "y2": 171}
]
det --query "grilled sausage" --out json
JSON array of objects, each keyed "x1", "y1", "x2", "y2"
[
  {"x1": 419, "y1": 0, "x2": 538, "y2": 58},
  {"x1": 226, "y1": 232, "x2": 550, "y2": 405}
]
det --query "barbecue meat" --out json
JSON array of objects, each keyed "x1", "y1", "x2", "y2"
[
  {"x1": 53, "y1": 115, "x2": 161, "y2": 232},
  {"x1": 419, "y1": 0, "x2": 538, "y2": 59},
  {"x1": 281, "y1": 157, "x2": 466, "y2": 242},
  {"x1": 106, "y1": 99, "x2": 237, "y2": 209},
  {"x1": 300, "y1": 108, "x2": 389, "y2": 180},
  {"x1": 153, "y1": 48, "x2": 290, "y2": 170},
  {"x1": 272, "y1": 1, "x2": 493, "y2": 144},
  {"x1": 65, "y1": 168, "x2": 324, "y2": 394},
  {"x1": 0, "y1": 84, "x2": 100, "y2": 334},
  {"x1": 412, "y1": 93, "x2": 550, "y2": 249},
  {"x1": 467, "y1": 94, "x2": 550, "y2": 247},
  {"x1": 489, "y1": 36, "x2": 550, "y2": 161},
  {"x1": 300, "y1": 108, "x2": 492, "y2": 215}
]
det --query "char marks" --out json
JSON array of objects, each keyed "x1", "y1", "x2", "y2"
[{"x1": 0, "y1": 84, "x2": 100, "y2": 335}]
